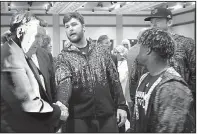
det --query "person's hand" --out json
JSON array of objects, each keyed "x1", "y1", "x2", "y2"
[
  {"x1": 54, "y1": 101, "x2": 69, "y2": 121},
  {"x1": 117, "y1": 109, "x2": 127, "y2": 127}
]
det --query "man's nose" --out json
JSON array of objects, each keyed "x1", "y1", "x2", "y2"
[{"x1": 69, "y1": 26, "x2": 74, "y2": 32}]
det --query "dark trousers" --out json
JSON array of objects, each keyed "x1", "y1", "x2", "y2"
[{"x1": 63, "y1": 115, "x2": 119, "y2": 133}]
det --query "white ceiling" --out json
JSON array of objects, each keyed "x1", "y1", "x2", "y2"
[{"x1": 1, "y1": 1, "x2": 196, "y2": 15}]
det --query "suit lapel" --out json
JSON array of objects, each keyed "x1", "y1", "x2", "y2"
[
  {"x1": 36, "y1": 49, "x2": 48, "y2": 81},
  {"x1": 25, "y1": 56, "x2": 51, "y2": 103},
  {"x1": 36, "y1": 48, "x2": 52, "y2": 102}
]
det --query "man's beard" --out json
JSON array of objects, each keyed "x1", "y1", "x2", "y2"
[{"x1": 67, "y1": 31, "x2": 83, "y2": 44}]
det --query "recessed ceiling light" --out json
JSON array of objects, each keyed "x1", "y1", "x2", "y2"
[{"x1": 44, "y1": 4, "x2": 48, "y2": 9}]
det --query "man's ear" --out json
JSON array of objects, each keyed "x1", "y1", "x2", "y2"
[{"x1": 146, "y1": 47, "x2": 152, "y2": 55}]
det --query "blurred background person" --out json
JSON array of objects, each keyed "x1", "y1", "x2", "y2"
[
  {"x1": 114, "y1": 45, "x2": 131, "y2": 132},
  {"x1": 121, "y1": 39, "x2": 130, "y2": 50},
  {"x1": 97, "y1": 35, "x2": 118, "y2": 68},
  {"x1": 114, "y1": 45, "x2": 128, "y2": 96},
  {"x1": 127, "y1": 28, "x2": 148, "y2": 75},
  {"x1": 41, "y1": 34, "x2": 52, "y2": 54}
]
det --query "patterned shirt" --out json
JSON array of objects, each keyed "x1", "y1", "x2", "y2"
[{"x1": 55, "y1": 39, "x2": 127, "y2": 118}]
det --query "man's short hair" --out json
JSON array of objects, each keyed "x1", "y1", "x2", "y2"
[
  {"x1": 9, "y1": 10, "x2": 47, "y2": 33},
  {"x1": 63, "y1": 12, "x2": 84, "y2": 25},
  {"x1": 97, "y1": 35, "x2": 109, "y2": 44},
  {"x1": 138, "y1": 28, "x2": 175, "y2": 59}
]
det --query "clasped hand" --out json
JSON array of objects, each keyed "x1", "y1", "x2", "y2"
[
  {"x1": 53, "y1": 101, "x2": 69, "y2": 121},
  {"x1": 117, "y1": 109, "x2": 127, "y2": 127}
]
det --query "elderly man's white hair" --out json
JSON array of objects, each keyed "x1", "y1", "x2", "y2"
[
  {"x1": 121, "y1": 39, "x2": 130, "y2": 45},
  {"x1": 121, "y1": 39, "x2": 130, "y2": 49},
  {"x1": 114, "y1": 45, "x2": 128, "y2": 59}
]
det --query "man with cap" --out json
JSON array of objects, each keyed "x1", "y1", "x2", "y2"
[{"x1": 129, "y1": 7, "x2": 196, "y2": 114}]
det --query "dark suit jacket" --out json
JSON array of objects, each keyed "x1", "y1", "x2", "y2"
[
  {"x1": 111, "y1": 54, "x2": 118, "y2": 68},
  {"x1": 1, "y1": 39, "x2": 61, "y2": 132}
]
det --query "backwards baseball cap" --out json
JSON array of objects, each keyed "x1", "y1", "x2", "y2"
[{"x1": 144, "y1": 7, "x2": 172, "y2": 21}]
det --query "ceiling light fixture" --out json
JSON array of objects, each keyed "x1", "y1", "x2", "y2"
[
  {"x1": 27, "y1": 2, "x2": 32, "y2": 7},
  {"x1": 92, "y1": 9, "x2": 94, "y2": 12},
  {"x1": 28, "y1": 7, "x2": 30, "y2": 12},
  {"x1": 111, "y1": 2, "x2": 117, "y2": 5},
  {"x1": 97, "y1": 2, "x2": 103, "y2": 7},
  {"x1": 49, "y1": 2, "x2": 53, "y2": 7},
  {"x1": 8, "y1": 2, "x2": 11, "y2": 7},
  {"x1": 8, "y1": 7, "x2": 11, "y2": 12},
  {"x1": 183, "y1": 3, "x2": 186, "y2": 8}
]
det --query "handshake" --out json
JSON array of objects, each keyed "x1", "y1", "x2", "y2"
[{"x1": 53, "y1": 101, "x2": 69, "y2": 121}]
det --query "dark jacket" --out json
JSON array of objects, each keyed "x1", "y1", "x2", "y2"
[
  {"x1": 131, "y1": 67, "x2": 195, "y2": 132},
  {"x1": 55, "y1": 39, "x2": 127, "y2": 118},
  {"x1": 1, "y1": 38, "x2": 61, "y2": 132},
  {"x1": 111, "y1": 54, "x2": 118, "y2": 68}
]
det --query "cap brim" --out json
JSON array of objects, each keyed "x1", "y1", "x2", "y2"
[{"x1": 144, "y1": 16, "x2": 166, "y2": 21}]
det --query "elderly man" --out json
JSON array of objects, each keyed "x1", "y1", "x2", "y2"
[
  {"x1": 131, "y1": 28, "x2": 195, "y2": 133},
  {"x1": 1, "y1": 11, "x2": 68, "y2": 132}
]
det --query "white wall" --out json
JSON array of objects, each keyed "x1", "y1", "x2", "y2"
[
  {"x1": 173, "y1": 23, "x2": 195, "y2": 39},
  {"x1": 123, "y1": 27, "x2": 148, "y2": 40},
  {"x1": 173, "y1": 12, "x2": 194, "y2": 24}
]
